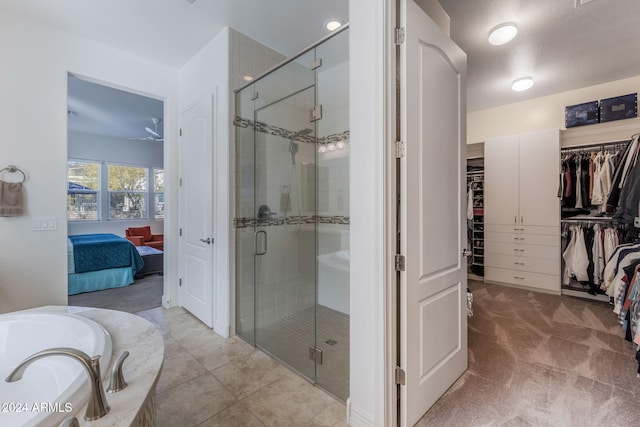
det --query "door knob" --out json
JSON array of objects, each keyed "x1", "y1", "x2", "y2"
[{"x1": 200, "y1": 238, "x2": 211, "y2": 244}]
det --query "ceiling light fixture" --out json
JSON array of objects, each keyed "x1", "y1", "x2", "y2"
[
  {"x1": 325, "y1": 19, "x2": 344, "y2": 31},
  {"x1": 512, "y1": 77, "x2": 534, "y2": 92},
  {"x1": 488, "y1": 22, "x2": 518, "y2": 46},
  {"x1": 243, "y1": 75, "x2": 253, "y2": 82}
]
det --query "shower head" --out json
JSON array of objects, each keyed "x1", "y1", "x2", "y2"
[{"x1": 288, "y1": 128, "x2": 312, "y2": 165}]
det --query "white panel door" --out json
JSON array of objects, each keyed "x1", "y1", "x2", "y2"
[
  {"x1": 401, "y1": 1, "x2": 468, "y2": 425},
  {"x1": 484, "y1": 134, "x2": 519, "y2": 226},
  {"x1": 519, "y1": 129, "x2": 560, "y2": 227},
  {"x1": 179, "y1": 96, "x2": 214, "y2": 327}
]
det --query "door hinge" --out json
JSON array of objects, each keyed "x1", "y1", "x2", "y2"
[
  {"x1": 395, "y1": 366, "x2": 406, "y2": 385},
  {"x1": 179, "y1": 228, "x2": 182, "y2": 236},
  {"x1": 394, "y1": 27, "x2": 405, "y2": 45},
  {"x1": 179, "y1": 278, "x2": 182, "y2": 287},
  {"x1": 179, "y1": 128, "x2": 182, "y2": 137},
  {"x1": 394, "y1": 140, "x2": 405, "y2": 158},
  {"x1": 310, "y1": 105, "x2": 323, "y2": 122},
  {"x1": 308, "y1": 346, "x2": 323, "y2": 365},
  {"x1": 310, "y1": 58, "x2": 322, "y2": 70},
  {"x1": 179, "y1": 178, "x2": 182, "y2": 187},
  {"x1": 395, "y1": 254, "x2": 405, "y2": 272}
]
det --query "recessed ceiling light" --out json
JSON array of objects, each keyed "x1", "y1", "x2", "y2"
[
  {"x1": 243, "y1": 75, "x2": 253, "y2": 82},
  {"x1": 512, "y1": 77, "x2": 534, "y2": 92},
  {"x1": 488, "y1": 22, "x2": 518, "y2": 46},
  {"x1": 325, "y1": 19, "x2": 343, "y2": 31}
]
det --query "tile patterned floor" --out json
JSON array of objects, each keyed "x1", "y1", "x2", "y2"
[{"x1": 135, "y1": 307, "x2": 347, "y2": 427}]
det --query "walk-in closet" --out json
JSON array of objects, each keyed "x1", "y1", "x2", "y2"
[{"x1": 470, "y1": 121, "x2": 640, "y2": 379}]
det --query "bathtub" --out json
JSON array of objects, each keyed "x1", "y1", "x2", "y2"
[
  {"x1": 317, "y1": 250, "x2": 350, "y2": 314},
  {"x1": 0, "y1": 311, "x2": 112, "y2": 427}
]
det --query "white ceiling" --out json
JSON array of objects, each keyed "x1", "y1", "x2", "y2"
[
  {"x1": 438, "y1": 0, "x2": 640, "y2": 111},
  {"x1": 0, "y1": 0, "x2": 349, "y2": 68},
  {"x1": 1, "y1": 0, "x2": 348, "y2": 140},
  {"x1": 67, "y1": 75, "x2": 164, "y2": 141},
  {"x1": 7, "y1": 0, "x2": 639, "y2": 128}
]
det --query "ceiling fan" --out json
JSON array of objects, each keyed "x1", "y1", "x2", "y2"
[{"x1": 130, "y1": 117, "x2": 163, "y2": 142}]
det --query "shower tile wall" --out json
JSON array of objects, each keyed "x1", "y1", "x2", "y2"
[
  {"x1": 230, "y1": 29, "x2": 286, "y2": 91},
  {"x1": 317, "y1": 47, "x2": 349, "y2": 224},
  {"x1": 230, "y1": 29, "x2": 286, "y2": 336}
]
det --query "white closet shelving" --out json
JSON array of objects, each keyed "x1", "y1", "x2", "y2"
[
  {"x1": 484, "y1": 129, "x2": 561, "y2": 293},
  {"x1": 467, "y1": 167, "x2": 484, "y2": 279}
]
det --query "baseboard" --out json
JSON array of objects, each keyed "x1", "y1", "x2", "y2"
[
  {"x1": 347, "y1": 399, "x2": 375, "y2": 427},
  {"x1": 214, "y1": 321, "x2": 230, "y2": 338},
  {"x1": 483, "y1": 279, "x2": 561, "y2": 296}
]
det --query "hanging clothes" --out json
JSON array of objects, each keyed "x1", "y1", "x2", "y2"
[
  {"x1": 591, "y1": 151, "x2": 605, "y2": 206},
  {"x1": 592, "y1": 224, "x2": 604, "y2": 285}
]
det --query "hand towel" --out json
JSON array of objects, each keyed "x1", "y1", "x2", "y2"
[{"x1": 0, "y1": 180, "x2": 24, "y2": 216}]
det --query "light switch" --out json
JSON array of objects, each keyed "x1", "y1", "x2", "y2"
[{"x1": 32, "y1": 216, "x2": 58, "y2": 231}]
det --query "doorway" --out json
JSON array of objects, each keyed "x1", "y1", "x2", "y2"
[{"x1": 66, "y1": 74, "x2": 165, "y2": 313}]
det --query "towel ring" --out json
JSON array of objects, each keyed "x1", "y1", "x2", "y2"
[{"x1": 0, "y1": 165, "x2": 26, "y2": 183}]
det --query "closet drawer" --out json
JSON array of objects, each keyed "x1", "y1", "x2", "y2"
[
  {"x1": 485, "y1": 224, "x2": 560, "y2": 236},
  {"x1": 485, "y1": 267, "x2": 560, "y2": 292},
  {"x1": 484, "y1": 241, "x2": 558, "y2": 260},
  {"x1": 484, "y1": 232, "x2": 559, "y2": 246},
  {"x1": 484, "y1": 254, "x2": 560, "y2": 275}
]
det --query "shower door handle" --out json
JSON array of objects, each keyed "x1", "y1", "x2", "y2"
[{"x1": 254, "y1": 230, "x2": 267, "y2": 256}]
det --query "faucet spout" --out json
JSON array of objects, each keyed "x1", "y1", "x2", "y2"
[{"x1": 5, "y1": 347, "x2": 110, "y2": 421}]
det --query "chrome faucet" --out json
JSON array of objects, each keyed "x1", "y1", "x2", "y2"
[
  {"x1": 5, "y1": 347, "x2": 110, "y2": 421},
  {"x1": 107, "y1": 350, "x2": 129, "y2": 393}
]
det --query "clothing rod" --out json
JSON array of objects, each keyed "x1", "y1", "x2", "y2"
[
  {"x1": 561, "y1": 139, "x2": 632, "y2": 152},
  {"x1": 561, "y1": 217, "x2": 617, "y2": 222}
]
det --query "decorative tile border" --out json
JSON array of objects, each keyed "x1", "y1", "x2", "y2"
[
  {"x1": 233, "y1": 215, "x2": 350, "y2": 228},
  {"x1": 234, "y1": 116, "x2": 349, "y2": 145}
]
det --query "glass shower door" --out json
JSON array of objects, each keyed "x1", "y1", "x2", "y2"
[{"x1": 253, "y1": 85, "x2": 317, "y2": 380}]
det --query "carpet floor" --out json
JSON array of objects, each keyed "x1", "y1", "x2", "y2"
[
  {"x1": 68, "y1": 274, "x2": 163, "y2": 314},
  {"x1": 417, "y1": 280, "x2": 640, "y2": 426}
]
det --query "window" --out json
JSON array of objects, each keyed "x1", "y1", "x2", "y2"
[
  {"x1": 108, "y1": 164, "x2": 147, "y2": 219},
  {"x1": 67, "y1": 160, "x2": 100, "y2": 221},
  {"x1": 153, "y1": 168, "x2": 165, "y2": 219}
]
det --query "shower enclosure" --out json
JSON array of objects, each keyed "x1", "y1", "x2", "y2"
[{"x1": 234, "y1": 27, "x2": 349, "y2": 400}]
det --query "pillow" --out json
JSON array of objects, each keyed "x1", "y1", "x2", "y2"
[{"x1": 129, "y1": 226, "x2": 152, "y2": 242}]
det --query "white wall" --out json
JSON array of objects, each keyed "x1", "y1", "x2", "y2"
[
  {"x1": 349, "y1": 0, "x2": 387, "y2": 425},
  {"x1": 0, "y1": 11, "x2": 178, "y2": 313},
  {"x1": 468, "y1": 74, "x2": 640, "y2": 143},
  {"x1": 68, "y1": 131, "x2": 164, "y2": 236},
  {"x1": 178, "y1": 28, "x2": 231, "y2": 337}
]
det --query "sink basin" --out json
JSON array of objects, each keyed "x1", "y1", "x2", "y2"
[{"x1": 0, "y1": 312, "x2": 112, "y2": 427}]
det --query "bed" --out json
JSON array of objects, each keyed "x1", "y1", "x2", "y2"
[{"x1": 67, "y1": 233, "x2": 144, "y2": 295}]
